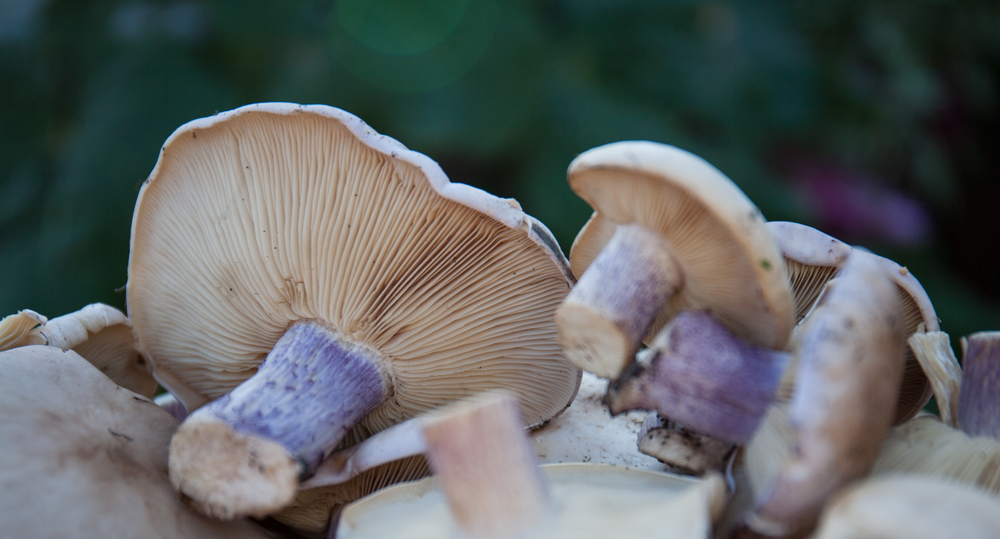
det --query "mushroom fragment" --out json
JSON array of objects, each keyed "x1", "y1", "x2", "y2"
[
  {"x1": 636, "y1": 412, "x2": 735, "y2": 476},
  {"x1": 127, "y1": 103, "x2": 580, "y2": 520},
  {"x1": 742, "y1": 250, "x2": 905, "y2": 537},
  {"x1": 0, "y1": 304, "x2": 156, "y2": 397},
  {"x1": 908, "y1": 331, "x2": 962, "y2": 428},
  {"x1": 811, "y1": 475, "x2": 1000, "y2": 539},
  {"x1": 0, "y1": 309, "x2": 45, "y2": 349},
  {"x1": 0, "y1": 345, "x2": 270, "y2": 539},
  {"x1": 769, "y1": 221, "x2": 939, "y2": 424},
  {"x1": 958, "y1": 331, "x2": 1000, "y2": 438},
  {"x1": 556, "y1": 141, "x2": 794, "y2": 379}
]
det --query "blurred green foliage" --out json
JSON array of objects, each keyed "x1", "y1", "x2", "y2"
[{"x1": 1, "y1": 0, "x2": 999, "y2": 354}]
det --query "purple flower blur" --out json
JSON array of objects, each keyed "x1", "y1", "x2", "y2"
[{"x1": 794, "y1": 163, "x2": 933, "y2": 247}]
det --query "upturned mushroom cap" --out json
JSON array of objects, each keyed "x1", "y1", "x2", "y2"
[
  {"x1": 335, "y1": 464, "x2": 726, "y2": 539},
  {"x1": 769, "y1": 221, "x2": 938, "y2": 424},
  {"x1": 811, "y1": 475, "x2": 1000, "y2": 539},
  {"x1": 0, "y1": 304, "x2": 156, "y2": 398},
  {"x1": 127, "y1": 104, "x2": 578, "y2": 435},
  {"x1": 566, "y1": 141, "x2": 794, "y2": 354},
  {"x1": 0, "y1": 345, "x2": 270, "y2": 539}
]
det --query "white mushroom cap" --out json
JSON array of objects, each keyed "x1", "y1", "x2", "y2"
[
  {"x1": 335, "y1": 464, "x2": 726, "y2": 539},
  {"x1": 0, "y1": 345, "x2": 270, "y2": 539},
  {"x1": 0, "y1": 304, "x2": 156, "y2": 398},
  {"x1": 566, "y1": 141, "x2": 794, "y2": 352},
  {"x1": 127, "y1": 102, "x2": 579, "y2": 430},
  {"x1": 812, "y1": 475, "x2": 1000, "y2": 539}
]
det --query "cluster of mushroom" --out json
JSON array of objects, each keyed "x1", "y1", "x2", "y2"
[{"x1": 6, "y1": 102, "x2": 1000, "y2": 539}]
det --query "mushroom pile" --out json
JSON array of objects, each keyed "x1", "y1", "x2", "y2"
[{"x1": 6, "y1": 103, "x2": 1000, "y2": 539}]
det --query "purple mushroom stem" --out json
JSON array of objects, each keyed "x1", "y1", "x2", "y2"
[
  {"x1": 958, "y1": 332, "x2": 1000, "y2": 439},
  {"x1": 606, "y1": 310, "x2": 790, "y2": 444},
  {"x1": 184, "y1": 319, "x2": 388, "y2": 476}
]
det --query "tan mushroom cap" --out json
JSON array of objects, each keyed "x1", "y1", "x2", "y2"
[
  {"x1": 0, "y1": 304, "x2": 156, "y2": 398},
  {"x1": 0, "y1": 345, "x2": 269, "y2": 539},
  {"x1": 336, "y1": 464, "x2": 726, "y2": 539},
  {"x1": 127, "y1": 103, "x2": 579, "y2": 432},
  {"x1": 769, "y1": 222, "x2": 938, "y2": 425},
  {"x1": 812, "y1": 475, "x2": 1000, "y2": 539},
  {"x1": 568, "y1": 141, "x2": 793, "y2": 351}
]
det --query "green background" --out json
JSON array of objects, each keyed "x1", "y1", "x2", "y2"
[{"x1": 2, "y1": 0, "x2": 999, "y2": 355}]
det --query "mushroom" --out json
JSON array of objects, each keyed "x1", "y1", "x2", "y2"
[
  {"x1": 0, "y1": 309, "x2": 45, "y2": 349},
  {"x1": 0, "y1": 304, "x2": 156, "y2": 397},
  {"x1": 555, "y1": 141, "x2": 794, "y2": 379},
  {"x1": 908, "y1": 331, "x2": 962, "y2": 428},
  {"x1": 868, "y1": 332, "x2": 1000, "y2": 494},
  {"x1": 126, "y1": 103, "x2": 580, "y2": 519},
  {"x1": 769, "y1": 221, "x2": 939, "y2": 424},
  {"x1": 331, "y1": 393, "x2": 726, "y2": 539},
  {"x1": 958, "y1": 331, "x2": 1000, "y2": 438},
  {"x1": 810, "y1": 475, "x2": 1000, "y2": 539},
  {"x1": 0, "y1": 345, "x2": 270, "y2": 539},
  {"x1": 739, "y1": 250, "x2": 905, "y2": 537}
]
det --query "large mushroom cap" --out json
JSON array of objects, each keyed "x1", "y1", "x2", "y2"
[
  {"x1": 567, "y1": 141, "x2": 793, "y2": 351},
  {"x1": 127, "y1": 103, "x2": 579, "y2": 432},
  {"x1": 0, "y1": 345, "x2": 269, "y2": 539},
  {"x1": 336, "y1": 464, "x2": 726, "y2": 539}
]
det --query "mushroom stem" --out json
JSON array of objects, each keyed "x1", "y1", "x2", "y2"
[
  {"x1": 421, "y1": 393, "x2": 551, "y2": 539},
  {"x1": 959, "y1": 332, "x2": 1000, "y2": 438},
  {"x1": 169, "y1": 319, "x2": 389, "y2": 519},
  {"x1": 606, "y1": 311, "x2": 790, "y2": 444},
  {"x1": 556, "y1": 223, "x2": 681, "y2": 378}
]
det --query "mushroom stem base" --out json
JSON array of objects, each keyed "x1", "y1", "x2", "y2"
[
  {"x1": 556, "y1": 223, "x2": 680, "y2": 378},
  {"x1": 169, "y1": 319, "x2": 389, "y2": 519}
]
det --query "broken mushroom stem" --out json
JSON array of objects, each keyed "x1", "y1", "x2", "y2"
[
  {"x1": 169, "y1": 319, "x2": 390, "y2": 519},
  {"x1": 556, "y1": 223, "x2": 681, "y2": 378},
  {"x1": 606, "y1": 310, "x2": 791, "y2": 444}
]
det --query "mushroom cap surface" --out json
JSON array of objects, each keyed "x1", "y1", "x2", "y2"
[
  {"x1": 127, "y1": 103, "x2": 579, "y2": 431},
  {"x1": 567, "y1": 141, "x2": 793, "y2": 350},
  {"x1": 336, "y1": 463, "x2": 725, "y2": 539},
  {"x1": 812, "y1": 475, "x2": 1000, "y2": 539},
  {"x1": 0, "y1": 345, "x2": 269, "y2": 539}
]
